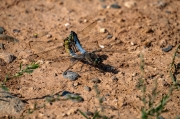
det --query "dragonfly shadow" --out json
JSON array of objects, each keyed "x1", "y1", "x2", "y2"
[{"x1": 78, "y1": 54, "x2": 119, "y2": 74}]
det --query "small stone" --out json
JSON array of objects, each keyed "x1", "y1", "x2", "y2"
[
  {"x1": 83, "y1": 19, "x2": 88, "y2": 23},
  {"x1": 46, "y1": 34, "x2": 52, "y2": 38},
  {"x1": 130, "y1": 42, "x2": 135, "y2": 46},
  {"x1": 91, "y1": 78, "x2": 101, "y2": 83},
  {"x1": 0, "y1": 88, "x2": 24, "y2": 116},
  {"x1": 73, "y1": 82, "x2": 79, "y2": 87},
  {"x1": 62, "y1": 113, "x2": 67, "y2": 117},
  {"x1": 0, "y1": 27, "x2": 5, "y2": 34},
  {"x1": 61, "y1": 91, "x2": 71, "y2": 96},
  {"x1": 101, "y1": 5, "x2": 107, "y2": 9},
  {"x1": 107, "y1": 34, "x2": 113, "y2": 39},
  {"x1": 99, "y1": 28, "x2": 106, "y2": 33},
  {"x1": 156, "y1": 1, "x2": 167, "y2": 8},
  {"x1": 124, "y1": 1, "x2": 136, "y2": 8},
  {"x1": 63, "y1": 71, "x2": 79, "y2": 81},
  {"x1": 162, "y1": 45, "x2": 173, "y2": 52},
  {"x1": 99, "y1": 45, "x2": 105, "y2": 48},
  {"x1": 158, "y1": 116, "x2": 165, "y2": 119},
  {"x1": 0, "y1": 53, "x2": 15, "y2": 63},
  {"x1": 110, "y1": 3, "x2": 121, "y2": 9},
  {"x1": 111, "y1": 76, "x2": 118, "y2": 81},
  {"x1": 84, "y1": 86, "x2": 91, "y2": 91},
  {"x1": 159, "y1": 39, "x2": 167, "y2": 48},
  {"x1": 65, "y1": 23, "x2": 70, "y2": 27},
  {"x1": 13, "y1": 29, "x2": 20, "y2": 33},
  {"x1": 132, "y1": 73, "x2": 137, "y2": 77},
  {"x1": 66, "y1": 108, "x2": 77, "y2": 115}
]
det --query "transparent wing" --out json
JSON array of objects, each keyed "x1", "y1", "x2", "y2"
[
  {"x1": 78, "y1": 19, "x2": 98, "y2": 36},
  {"x1": 27, "y1": 45, "x2": 67, "y2": 61},
  {"x1": 29, "y1": 40, "x2": 64, "y2": 52}
]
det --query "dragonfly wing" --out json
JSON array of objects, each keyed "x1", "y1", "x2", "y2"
[
  {"x1": 78, "y1": 19, "x2": 99, "y2": 36},
  {"x1": 29, "y1": 40, "x2": 64, "y2": 52},
  {"x1": 91, "y1": 48, "x2": 130, "y2": 54},
  {"x1": 27, "y1": 46, "x2": 66, "y2": 61}
]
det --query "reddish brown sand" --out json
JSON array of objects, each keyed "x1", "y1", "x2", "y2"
[{"x1": 0, "y1": 0, "x2": 180, "y2": 118}]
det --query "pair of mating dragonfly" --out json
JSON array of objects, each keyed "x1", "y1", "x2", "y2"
[{"x1": 28, "y1": 20, "x2": 125, "y2": 73}]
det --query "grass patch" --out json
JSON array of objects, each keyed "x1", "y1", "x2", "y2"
[{"x1": 0, "y1": 62, "x2": 39, "y2": 91}]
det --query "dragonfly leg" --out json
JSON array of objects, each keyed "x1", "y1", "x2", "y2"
[{"x1": 63, "y1": 60, "x2": 79, "y2": 73}]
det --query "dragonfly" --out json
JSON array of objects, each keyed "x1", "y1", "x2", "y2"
[{"x1": 27, "y1": 20, "x2": 127, "y2": 74}]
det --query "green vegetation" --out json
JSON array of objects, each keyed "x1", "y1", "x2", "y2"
[
  {"x1": 137, "y1": 44, "x2": 180, "y2": 119},
  {"x1": 78, "y1": 84, "x2": 108, "y2": 119},
  {"x1": 0, "y1": 62, "x2": 39, "y2": 91}
]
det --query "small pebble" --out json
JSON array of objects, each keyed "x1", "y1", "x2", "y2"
[
  {"x1": 73, "y1": 82, "x2": 79, "y2": 87},
  {"x1": 83, "y1": 19, "x2": 88, "y2": 23},
  {"x1": 66, "y1": 108, "x2": 77, "y2": 115},
  {"x1": 124, "y1": 1, "x2": 136, "y2": 8},
  {"x1": 13, "y1": 29, "x2": 20, "y2": 33},
  {"x1": 130, "y1": 42, "x2": 135, "y2": 46},
  {"x1": 107, "y1": 34, "x2": 113, "y2": 39},
  {"x1": 0, "y1": 53, "x2": 15, "y2": 63},
  {"x1": 99, "y1": 45, "x2": 104, "y2": 48},
  {"x1": 162, "y1": 45, "x2": 173, "y2": 52},
  {"x1": 158, "y1": 116, "x2": 165, "y2": 119},
  {"x1": 0, "y1": 27, "x2": 5, "y2": 34},
  {"x1": 132, "y1": 73, "x2": 137, "y2": 77},
  {"x1": 91, "y1": 78, "x2": 101, "y2": 83},
  {"x1": 61, "y1": 91, "x2": 71, "y2": 96},
  {"x1": 46, "y1": 34, "x2": 52, "y2": 38},
  {"x1": 63, "y1": 71, "x2": 79, "y2": 81},
  {"x1": 105, "y1": 94, "x2": 110, "y2": 96},
  {"x1": 110, "y1": 3, "x2": 121, "y2": 9},
  {"x1": 112, "y1": 76, "x2": 118, "y2": 81},
  {"x1": 101, "y1": 5, "x2": 107, "y2": 9},
  {"x1": 84, "y1": 86, "x2": 91, "y2": 91},
  {"x1": 65, "y1": 23, "x2": 70, "y2": 27},
  {"x1": 99, "y1": 28, "x2": 106, "y2": 33},
  {"x1": 156, "y1": 1, "x2": 167, "y2": 8}
]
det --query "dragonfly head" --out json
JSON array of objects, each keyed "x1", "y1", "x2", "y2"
[{"x1": 69, "y1": 31, "x2": 77, "y2": 40}]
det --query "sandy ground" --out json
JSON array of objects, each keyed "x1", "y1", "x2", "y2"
[{"x1": 0, "y1": 0, "x2": 180, "y2": 119}]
